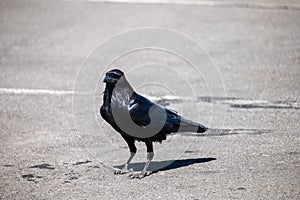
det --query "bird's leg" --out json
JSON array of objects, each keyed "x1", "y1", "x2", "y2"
[
  {"x1": 124, "y1": 152, "x2": 135, "y2": 169},
  {"x1": 142, "y1": 152, "x2": 154, "y2": 175},
  {"x1": 114, "y1": 152, "x2": 135, "y2": 175},
  {"x1": 114, "y1": 137, "x2": 136, "y2": 175},
  {"x1": 129, "y1": 140, "x2": 153, "y2": 179},
  {"x1": 128, "y1": 152, "x2": 154, "y2": 179}
]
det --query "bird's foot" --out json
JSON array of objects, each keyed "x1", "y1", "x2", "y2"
[
  {"x1": 128, "y1": 171, "x2": 152, "y2": 179},
  {"x1": 114, "y1": 167, "x2": 133, "y2": 175}
]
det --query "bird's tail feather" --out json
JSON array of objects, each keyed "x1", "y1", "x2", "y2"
[{"x1": 178, "y1": 118, "x2": 208, "y2": 133}]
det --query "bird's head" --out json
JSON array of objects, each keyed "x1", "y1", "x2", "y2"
[{"x1": 103, "y1": 69, "x2": 124, "y2": 85}]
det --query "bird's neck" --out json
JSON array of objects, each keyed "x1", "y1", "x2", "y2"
[
  {"x1": 103, "y1": 84, "x2": 114, "y2": 107},
  {"x1": 112, "y1": 77, "x2": 135, "y2": 104},
  {"x1": 103, "y1": 77, "x2": 135, "y2": 107}
]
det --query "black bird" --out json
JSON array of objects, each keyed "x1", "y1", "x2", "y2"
[{"x1": 100, "y1": 69, "x2": 207, "y2": 178}]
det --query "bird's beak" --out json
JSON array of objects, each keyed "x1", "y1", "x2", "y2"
[
  {"x1": 103, "y1": 75, "x2": 116, "y2": 83},
  {"x1": 103, "y1": 76, "x2": 109, "y2": 83}
]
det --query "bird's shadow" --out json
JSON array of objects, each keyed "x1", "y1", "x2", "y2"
[{"x1": 114, "y1": 157, "x2": 216, "y2": 174}]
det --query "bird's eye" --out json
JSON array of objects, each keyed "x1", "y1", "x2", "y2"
[{"x1": 110, "y1": 73, "x2": 119, "y2": 79}]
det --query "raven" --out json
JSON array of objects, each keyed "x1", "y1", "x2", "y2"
[{"x1": 100, "y1": 69, "x2": 207, "y2": 178}]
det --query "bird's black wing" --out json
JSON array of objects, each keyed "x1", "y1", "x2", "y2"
[
  {"x1": 128, "y1": 94, "x2": 156, "y2": 127},
  {"x1": 164, "y1": 108, "x2": 181, "y2": 131},
  {"x1": 129, "y1": 93, "x2": 181, "y2": 131}
]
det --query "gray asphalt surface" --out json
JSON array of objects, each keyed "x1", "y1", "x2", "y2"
[{"x1": 0, "y1": 0, "x2": 299, "y2": 199}]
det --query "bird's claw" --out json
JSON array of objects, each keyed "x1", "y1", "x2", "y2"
[
  {"x1": 128, "y1": 171, "x2": 152, "y2": 179},
  {"x1": 114, "y1": 168, "x2": 133, "y2": 175}
]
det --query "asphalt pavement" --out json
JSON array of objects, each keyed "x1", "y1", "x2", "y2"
[{"x1": 0, "y1": 0, "x2": 299, "y2": 199}]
